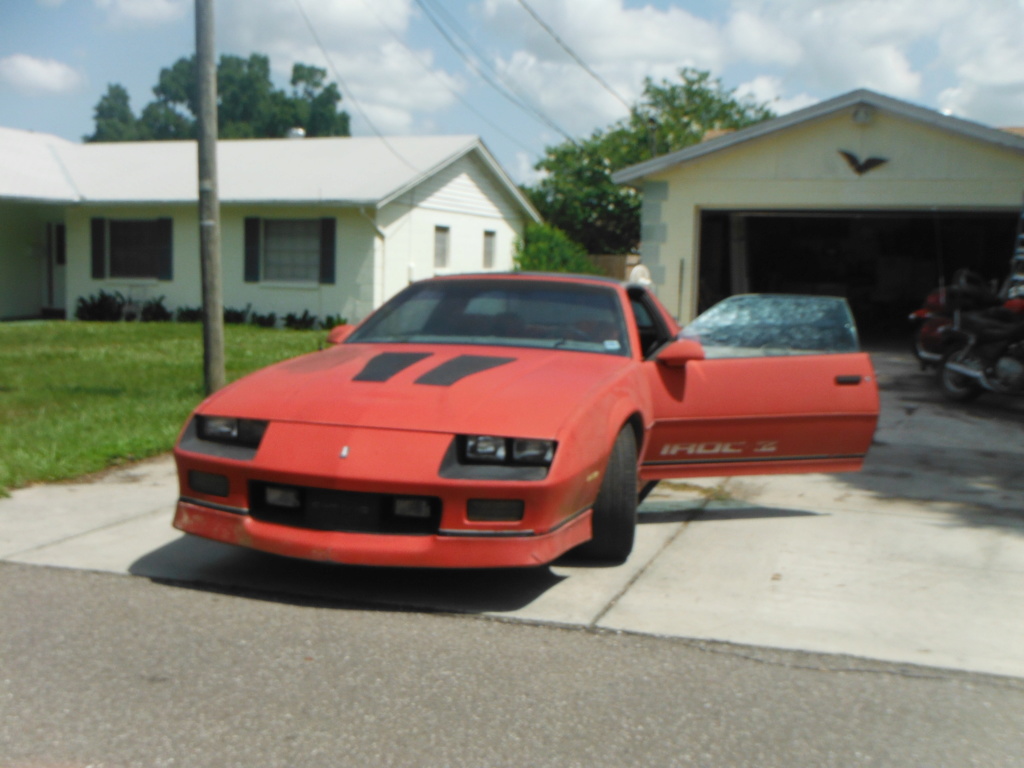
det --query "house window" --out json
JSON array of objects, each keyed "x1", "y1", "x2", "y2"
[
  {"x1": 482, "y1": 230, "x2": 496, "y2": 269},
  {"x1": 245, "y1": 217, "x2": 336, "y2": 284},
  {"x1": 90, "y1": 218, "x2": 173, "y2": 280},
  {"x1": 263, "y1": 220, "x2": 320, "y2": 281},
  {"x1": 434, "y1": 226, "x2": 450, "y2": 269}
]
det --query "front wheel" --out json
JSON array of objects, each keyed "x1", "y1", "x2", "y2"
[
  {"x1": 574, "y1": 428, "x2": 638, "y2": 564},
  {"x1": 938, "y1": 349, "x2": 984, "y2": 403}
]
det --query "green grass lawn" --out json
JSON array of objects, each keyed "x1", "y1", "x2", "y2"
[{"x1": 0, "y1": 321, "x2": 325, "y2": 494}]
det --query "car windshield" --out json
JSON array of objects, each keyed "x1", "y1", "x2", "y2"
[
  {"x1": 684, "y1": 294, "x2": 860, "y2": 358},
  {"x1": 348, "y1": 278, "x2": 630, "y2": 356}
]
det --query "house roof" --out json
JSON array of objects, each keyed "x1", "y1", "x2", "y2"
[
  {"x1": 0, "y1": 129, "x2": 539, "y2": 219},
  {"x1": 612, "y1": 88, "x2": 1024, "y2": 185}
]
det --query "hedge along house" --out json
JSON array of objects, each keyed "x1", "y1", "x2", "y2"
[
  {"x1": 612, "y1": 89, "x2": 1024, "y2": 332},
  {"x1": 0, "y1": 127, "x2": 540, "y2": 323}
]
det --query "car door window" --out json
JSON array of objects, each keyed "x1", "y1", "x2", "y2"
[{"x1": 683, "y1": 294, "x2": 860, "y2": 358}]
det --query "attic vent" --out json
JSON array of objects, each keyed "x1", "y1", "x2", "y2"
[{"x1": 286, "y1": 127, "x2": 307, "y2": 139}]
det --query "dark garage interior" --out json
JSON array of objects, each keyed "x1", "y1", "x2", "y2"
[{"x1": 698, "y1": 210, "x2": 1019, "y2": 338}]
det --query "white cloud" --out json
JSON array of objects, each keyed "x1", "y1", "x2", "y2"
[
  {"x1": 216, "y1": 0, "x2": 463, "y2": 135},
  {"x1": 478, "y1": 0, "x2": 728, "y2": 139},
  {"x1": 735, "y1": 75, "x2": 816, "y2": 115},
  {"x1": 0, "y1": 54, "x2": 83, "y2": 94},
  {"x1": 94, "y1": 0, "x2": 189, "y2": 25}
]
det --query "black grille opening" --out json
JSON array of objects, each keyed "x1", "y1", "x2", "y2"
[{"x1": 249, "y1": 482, "x2": 441, "y2": 535}]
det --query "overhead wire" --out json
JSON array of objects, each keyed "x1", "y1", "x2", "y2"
[
  {"x1": 292, "y1": 0, "x2": 420, "y2": 171},
  {"x1": 355, "y1": 0, "x2": 538, "y2": 154},
  {"x1": 411, "y1": 0, "x2": 576, "y2": 142},
  {"x1": 513, "y1": 0, "x2": 633, "y2": 114}
]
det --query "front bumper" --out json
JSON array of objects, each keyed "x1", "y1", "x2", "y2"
[
  {"x1": 173, "y1": 499, "x2": 592, "y2": 568},
  {"x1": 173, "y1": 419, "x2": 603, "y2": 568}
]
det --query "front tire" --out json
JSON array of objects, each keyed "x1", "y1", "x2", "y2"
[
  {"x1": 939, "y1": 348, "x2": 984, "y2": 402},
  {"x1": 574, "y1": 428, "x2": 638, "y2": 564}
]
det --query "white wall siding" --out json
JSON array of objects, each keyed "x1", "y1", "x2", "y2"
[{"x1": 416, "y1": 154, "x2": 521, "y2": 221}]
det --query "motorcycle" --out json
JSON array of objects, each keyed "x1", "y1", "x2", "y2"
[
  {"x1": 938, "y1": 302, "x2": 1024, "y2": 401},
  {"x1": 909, "y1": 269, "x2": 1004, "y2": 369}
]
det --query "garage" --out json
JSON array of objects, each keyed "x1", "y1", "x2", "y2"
[
  {"x1": 613, "y1": 89, "x2": 1024, "y2": 333},
  {"x1": 698, "y1": 209, "x2": 1018, "y2": 335}
]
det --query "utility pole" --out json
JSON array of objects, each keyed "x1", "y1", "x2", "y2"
[{"x1": 195, "y1": 0, "x2": 225, "y2": 394}]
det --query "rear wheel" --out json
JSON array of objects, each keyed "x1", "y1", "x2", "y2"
[
  {"x1": 574, "y1": 428, "x2": 638, "y2": 564},
  {"x1": 939, "y1": 348, "x2": 984, "y2": 402}
]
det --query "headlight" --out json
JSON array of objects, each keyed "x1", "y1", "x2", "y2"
[
  {"x1": 196, "y1": 415, "x2": 268, "y2": 448},
  {"x1": 460, "y1": 435, "x2": 556, "y2": 467}
]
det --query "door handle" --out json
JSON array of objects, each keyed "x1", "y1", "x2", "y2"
[{"x1": 835, "y1": 375, "x2": 862, "y2": 385}]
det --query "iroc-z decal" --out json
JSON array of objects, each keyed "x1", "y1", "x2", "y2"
[{"x1": 659, "y1": 440, "x2": 779, "y2": 457}]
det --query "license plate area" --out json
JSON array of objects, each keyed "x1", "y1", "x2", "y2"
[{"x1": 249, "y1": 482, "x2": 441, "y2": 535}]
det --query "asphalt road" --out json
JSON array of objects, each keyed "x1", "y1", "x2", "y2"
[{"x1": 3, "y1": 562, "x2": 1024, "y2": 768}]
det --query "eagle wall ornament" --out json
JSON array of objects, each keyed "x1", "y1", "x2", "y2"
[{"x1": 839, "y1": 150, "x2": 888, "y2": 175}]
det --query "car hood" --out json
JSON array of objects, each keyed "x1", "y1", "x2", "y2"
[{"x1": 198, "y1": 342, "x2": 632, "y2": 438}]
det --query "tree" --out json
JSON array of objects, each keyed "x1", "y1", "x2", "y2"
[
  {"x1": 86, "y1": 84, "x2": 141, "y2": 142},
  {"x1": 85, "y1": 54, "x2": 350, "y2": 142},
  {"x1": 514, "y1": 222, "x2": 604, "y2": 274},
  {"x1": 525, "y1": 69, "x2": 774, "y2": 255}
]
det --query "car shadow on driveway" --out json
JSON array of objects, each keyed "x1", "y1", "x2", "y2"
[
  {"x1": 127, "y1": 499, "x2": 822, "y2": 614},
  {"x1": 129, "y1": 535, "x2": 567, "y2": 614}
]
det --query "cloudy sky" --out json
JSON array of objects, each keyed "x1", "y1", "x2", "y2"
[{"x1": 2, "y1": 0, "x2": 1023, "y2": 182}]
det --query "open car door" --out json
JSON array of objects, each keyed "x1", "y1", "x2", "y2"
[{"x1": 639, "y1": 294, "x2": 879, "y2": 482}]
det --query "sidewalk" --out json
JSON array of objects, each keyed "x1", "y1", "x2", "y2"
[{"x1": 3, "y1": 347, "x2": 1023, "y2": 678}]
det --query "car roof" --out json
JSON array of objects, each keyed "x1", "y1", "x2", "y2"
[{"x1": 423, "y1": 271, "x2": 627, "y2": 288}]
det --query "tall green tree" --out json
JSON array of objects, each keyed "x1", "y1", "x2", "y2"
[
  {"x1": 85, "y1": 54, "x2": 350, "y2": 142},
  {"x1": 525, "y1": 69, "x2": 774, "y2": 255},
  {"x1": 87, "y1": 84, "x2": 141, "y2": 142}
]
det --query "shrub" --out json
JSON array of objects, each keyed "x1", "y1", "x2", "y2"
[
  {"x1": 514, "y1": 222, "x2": 603, "y2": 275},
  {"x1": 175, "y1": 306, "x2": 203, "y2": 322},
  {"x1": 250, "y1": 311, "x2": 277, "y2": 328},
  {"x1": 321, "y1": 314, "x2": 348, "y2": 330},
  {"x1": 140, "y1": 296, "x2": 172, "y2": 322},
  {"x1": 75, "y1": 291, "x2": 126, "y2": 321},
  {"x1": 224, "y1": 304, "x2": 251, "y2": 324},
  {"x1": 284, "y1": 310, "x2": 318, "y2": 330}
]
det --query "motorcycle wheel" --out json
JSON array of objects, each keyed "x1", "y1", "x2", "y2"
[{"x1": 938, "y1": 349, "x2": 984, "y2": 403}]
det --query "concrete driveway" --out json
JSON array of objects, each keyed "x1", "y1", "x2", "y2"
[{"x1": 3, "y1": 346, "x2": 1023, "y2": 679}]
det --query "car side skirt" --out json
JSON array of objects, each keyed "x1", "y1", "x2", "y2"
[
  {"x1": 173, "y1": 499, "x2": 593, "y2": 569},
  {"x1": 640, "y1": 454, "x2": 867, "y2": 481}
]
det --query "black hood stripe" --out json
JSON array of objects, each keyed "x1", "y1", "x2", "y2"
[
  {"x1": 415, "y1": 355, "x2": 516, "y2": 386},
  {"x1": 354, "y1": 352, "x2": 433, "y2": 382}
]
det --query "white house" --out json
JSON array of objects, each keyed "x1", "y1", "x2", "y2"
[
  {"x1": 0, "y1": 128, "x2": 540, "y2": 322},
  {"x1": 613, "y1": 90, "x2": 1024, "y2": 328}
]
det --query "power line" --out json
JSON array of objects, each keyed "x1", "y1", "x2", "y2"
[
  {"x1": 356, "y1": 0, "x2": 538, "y2": 154},
  {"x1": 513, "y1": 0, "x2": 632, "y2": 114},
  {"x1": 411, "y1": 0, "x2": 575, "y2": 142},
  {"x1": 292, "y1": 0, "x2": 419, "y2": 172}
]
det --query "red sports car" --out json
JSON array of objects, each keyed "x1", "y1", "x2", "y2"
[{"x1": 173, "y1": 274, "x2": 878, "y2": 567}]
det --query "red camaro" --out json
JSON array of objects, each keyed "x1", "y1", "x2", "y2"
[{"x1": 173, "y1": 273, "x2": 878, "y2": 567}]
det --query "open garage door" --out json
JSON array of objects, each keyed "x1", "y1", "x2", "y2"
[{"x1": 698, "y1": 210, "x2": 1018, "y2": 337}]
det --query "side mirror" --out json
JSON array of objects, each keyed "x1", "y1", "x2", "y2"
[
  {"x1": 326, "y1": 324, "x2": 356, "y2": 345},
  {"x1": 656, "y1": 338, "x2": 705, "y2": 367}
]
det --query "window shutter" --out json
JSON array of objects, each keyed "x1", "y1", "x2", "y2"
[
  {"x1": 244, "y1": 217, "x2": 261, "y2": 282},
  {"x1": 156, "y1": 218, "x2": 173, "y2": 281},
  {"x1": 55, "y1": 224, "x2": 67, "y2": 266},
  {"x1": 319, "y1": 217, "x2": 336, "y2": 285},
  {"x1": 90, "y1": 218, "x2": 106, "y2": 279}
]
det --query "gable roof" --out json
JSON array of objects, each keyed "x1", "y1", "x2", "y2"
[
  {"x1": 612, "y1": 89, "x2": 1024, "y2": 185},
  {"x1": 0, "y1": 128, "x2": 539, "y2": 219}
]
